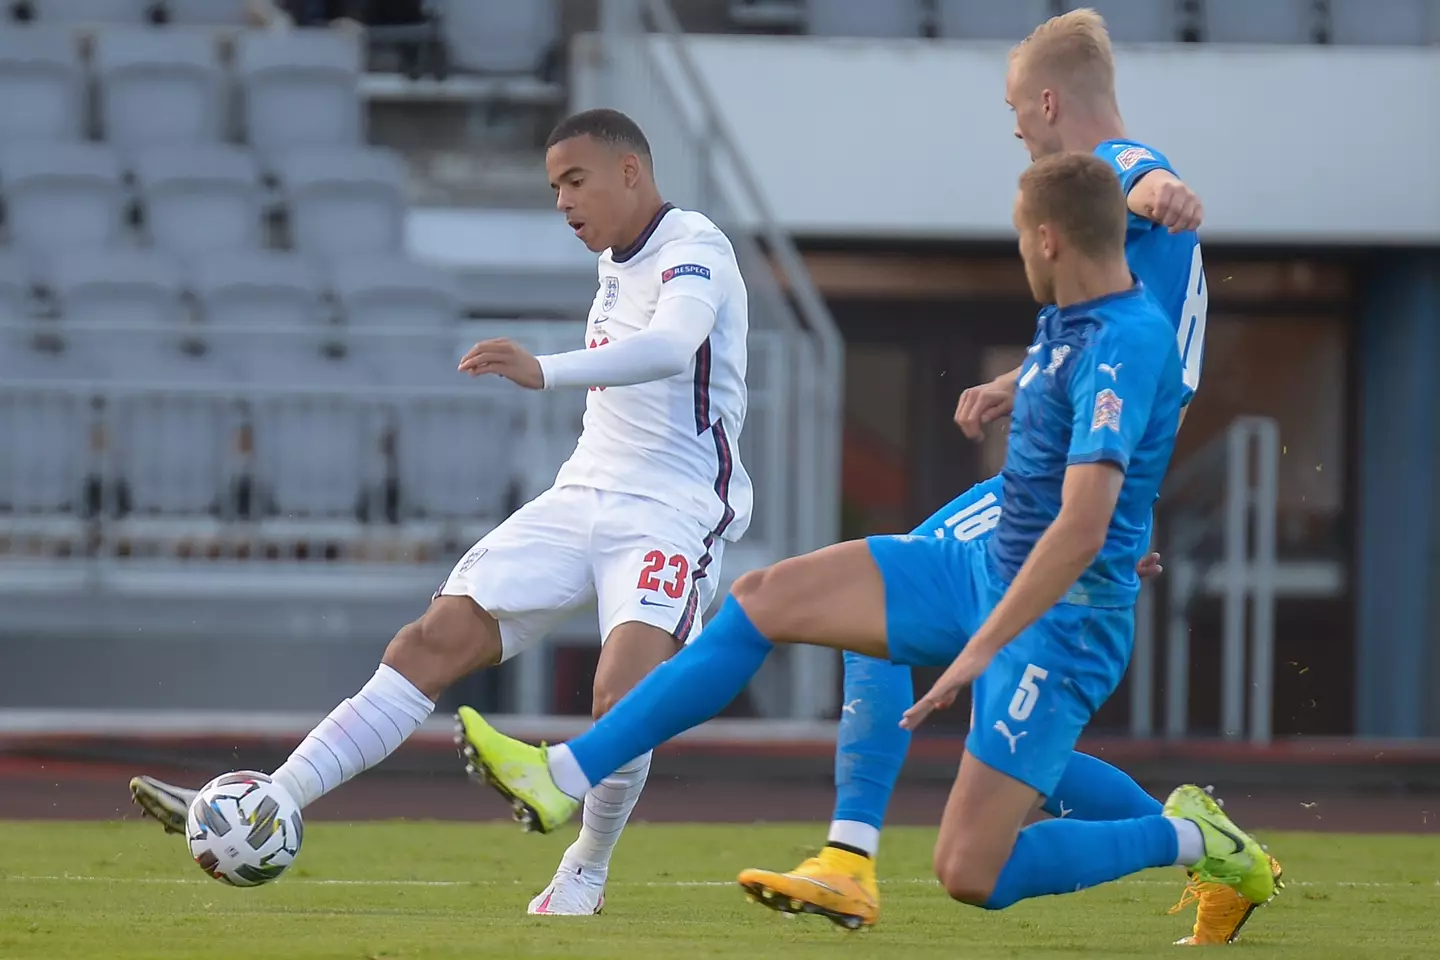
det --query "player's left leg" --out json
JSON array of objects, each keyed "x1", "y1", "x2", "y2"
[
  {"x1": 510, "y1": 492, "x2": 726, "y2": 916},
  {"x1": 932, "y1": 610, "x2": 1277, "y2": 915},
  {"x1": 455, "y1": 534, "x2": 984, "y2": 841}
]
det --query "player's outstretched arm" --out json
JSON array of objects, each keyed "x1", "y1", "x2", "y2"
[
  {"x1": 459, "y1": 295, "x2": 716, "y2": 391},
  {"x1": 1127, "y1": 168, "x2": 1202, "y2": 234},
  {"x1": 901, "y1": 462, "x2": 1123, "y2": 729}
]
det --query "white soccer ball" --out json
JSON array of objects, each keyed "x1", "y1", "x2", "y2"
[{"x1": 186, "y1": 771, "x2": 304, "y2": 887}]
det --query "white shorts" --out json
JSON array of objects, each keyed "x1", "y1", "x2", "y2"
[{"x1": 435, "y1": 485, "x2": 727, "y2": 661}]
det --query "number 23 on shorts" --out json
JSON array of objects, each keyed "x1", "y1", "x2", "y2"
[{"x1": 637, "y1": 550, "x2": 689, "y2": 600}]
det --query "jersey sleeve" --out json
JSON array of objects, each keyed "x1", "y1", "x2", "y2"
[
  {"x1": 1100, "y1": 140, "x2": 1176, "y2": 198},
  {"x1": 654, "y1": 238, "x2": 728, "y2": 313},
  {"x1": 1065, "y1": 332, "x2": 1163, "y2": 473}
]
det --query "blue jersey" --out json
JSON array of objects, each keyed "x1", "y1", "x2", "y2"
[
  {"x1": 1096, "y1": 138, "x2": 1206, "y2": 406},
  {"x1": 989, "y1": 284, "x2": 1184, "y2": 607}
]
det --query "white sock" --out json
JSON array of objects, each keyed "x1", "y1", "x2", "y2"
[
  {"x1": 1168, "y1": 816, "x2": 1206, "y2": 867},
  {"x1": 827, "y1": 820, "x2": 880, "y2": 857},
  {"x1": 546, "y1": 743, "x2": 593, "y2": 801},
  {"x1": 566, "y1": 751, "x2": 652, "y2": 870},
  {"x1": 270, "y1": 664, "x2": 434, "y2": 809}
]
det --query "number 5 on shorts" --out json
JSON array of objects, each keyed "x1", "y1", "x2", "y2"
[{"x1": 1008, "y1": 664, "x2": 1048, "y2": 722}]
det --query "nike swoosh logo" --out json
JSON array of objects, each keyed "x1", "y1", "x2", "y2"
[
  {"x1": 638, "y1": 596, "x2": 673, "y2": 608},
  {"x1": 1210, "y1": 819, "x2": 1247, "y2": 855}
]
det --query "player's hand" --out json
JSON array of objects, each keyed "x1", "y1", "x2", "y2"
[
  {"x1": 1136, "y1": 551, "x2": 1163, "y2": 580},
  {"x1": 954, "y1": 378, "x2": 1016, "y2": 441},
  {"x1": 458, "y1": 338, "x2": 545, "y2": 389},
  {"x1": 1143, "y1": 178, "x2": 1203, "y2": 234},
  {"x1": 900, "y1": 645, "x2": 994, "y2": 731}
]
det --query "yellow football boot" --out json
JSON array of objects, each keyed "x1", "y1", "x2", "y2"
[
  {"x1": 1171, "y1": 853, "x2": 1285, "y2": 945},
  {"x1": 737, "y1": 845, "x2": 879, "y2": 931}
]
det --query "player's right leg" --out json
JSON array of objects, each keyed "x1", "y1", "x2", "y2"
[
  {"x1": 737, "y1": 476, "x2": 1007, "y2": 926},
  {"x1": 130, "y1": 487, "x2": 595, "y2": 828}
]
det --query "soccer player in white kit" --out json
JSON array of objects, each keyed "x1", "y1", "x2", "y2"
[{"x1": 128, "y1": 108, "x2": 752, "y2": 916}]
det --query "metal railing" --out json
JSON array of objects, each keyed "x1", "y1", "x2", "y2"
[
  {"x1": 1131, "y1": 416, "x2": 1281, "y2": 743},
  {"x1": 0, "y1": 321, "x2": 791, "y2": 576}
]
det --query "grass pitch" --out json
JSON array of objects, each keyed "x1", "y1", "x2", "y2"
[{"x1": 1, "y1": 821, "x2": 1437, "y2": 959}]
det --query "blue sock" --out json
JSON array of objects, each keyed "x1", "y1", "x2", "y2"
[
  {"x1": 1041, "y1": 752, "x2": 1164, "y2": 821},
  {"x1": 983, "y1": 815, "x2": 1178, "y2": 910},
  {"x1": 566, "y1": 597, "x2": 772, "y2": 786},
  {"x1": 832, "y1": 651, "x2": 912, "y2": 835}
]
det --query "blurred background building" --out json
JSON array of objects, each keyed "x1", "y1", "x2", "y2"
[{"x1": 0, "y1": 2, "x2": 1436, "y2": 782}]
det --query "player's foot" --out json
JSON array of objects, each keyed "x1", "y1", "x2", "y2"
[
  {"x1": 736, "y1": 844, "x2": 879, "y2": 931},
  {"x1": 1163, "y1": 784, "x2": 1278, "y2": 908},
  {"x1": 1170, "y1": 854, "x2": 1285, "y2": 945},
  {"x1": 129, "y1": 775, "x2": 197, "y2": 835},
  {"x1": 528, "y1": 857, "x2": 607, "y2": 916},
  {"x1": 454, "y1": 706, "x2": 580, "y2": 834}
]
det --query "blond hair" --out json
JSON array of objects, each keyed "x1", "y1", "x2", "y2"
[
  {"x1": 1011, "y1": 8, "x2": 1117, "y2": 102},
  {"x1": 1018, "y1": 152, "x2": 1127, "y2": 260}
]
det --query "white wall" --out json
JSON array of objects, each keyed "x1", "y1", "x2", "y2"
[{"x1": 666, "y1": 36, "x2": 1440, "y2": 243}]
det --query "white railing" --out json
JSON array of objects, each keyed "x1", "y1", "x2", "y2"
[{"x1": 1131, "y1": 417, "x2": 1285, "y2": 744}]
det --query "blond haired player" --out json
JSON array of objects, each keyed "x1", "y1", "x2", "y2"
[
  {"x1": 129, "y1": 108, "x2": 752, "y2": 916},
  {"x1": 736, "y1": 8, "x2": 1280, "y2": 945}
]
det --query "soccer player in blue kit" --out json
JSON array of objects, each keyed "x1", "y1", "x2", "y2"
[
  {"x1": 739, "y1": 8, "x2": 1276, "y2": 946},
  {"x1": 454, "y1": 151, "x2": 1278, "y2": 929}
]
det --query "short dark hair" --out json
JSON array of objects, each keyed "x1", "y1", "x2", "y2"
[
  {"x1": 1018, "y1": 152, "x2": 1126, "y2": 259},
  {"x1": 545, "y1": 108, "x2": 652, "y2": 158}
]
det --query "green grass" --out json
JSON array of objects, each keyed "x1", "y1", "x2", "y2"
[{"x1": 0, "y1": 821, "x2": 1437, "y2": 959}]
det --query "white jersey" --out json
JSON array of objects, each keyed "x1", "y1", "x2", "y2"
[{"x1": 551, "y1": 206, "x2": 752, "y2": 543}]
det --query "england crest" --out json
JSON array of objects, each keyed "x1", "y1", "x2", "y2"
[{"x1": 601, "y1": 275, "x2": 619, "y2": 311}]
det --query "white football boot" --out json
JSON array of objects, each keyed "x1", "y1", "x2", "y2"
[
  {"x1": 129, "y1": 775, "x2": 198, "y2": 834},
  {"x1": 528, "y1": 855, "x2": 607, "y2": 916}
]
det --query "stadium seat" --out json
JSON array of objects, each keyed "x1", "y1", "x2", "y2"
[
  {"x1": 353, "y1": 336, "x2": 517, "y2": 524},
  {"x1": 435, "y1": 0, "x2": 559, "y2": 74},
  {"x1": 159, "y1": 0, "x2": 251, "y2": 26},
  {"x1": 229, "y1": 338, "x2": 377, "y2": 520},
  {"x1": 133, "y1": 144, "x2": 263, "y2": 255},
  {"x1": 235, "y1": 28, "x2": 362, "y2": 157},
  {"x1": 0, "y1": 27, "x2": 82, "y2": 142},
  {"x1": 1202, "y1": 0, "x2": 1320, "y2": 43},
  {"x1": 275, "y1": 147, "x2": 408, "y2": 259},
  {"x1": 27, "y1": 0, "x2": 153, "y2": 23},
  {"x1": 1328, "y1": 0, "x2": 1437, "y2": 45},
  {"x1": 0, "y1": 142, "x2": 125, "y2": 252},
  {"x1": 0, "y1": 330, "x2": 92, "y2": 516},
  {"x1": 100, "y1": 336, "x2": 241, "y2": 517},
  {"x1": 1064, "y1": 1, "x2": 1188, "y2": 42},
  {"x1": 190, "y1": 250, "x2": 328, "y2": 328},
  {"x1": 0, "y1": 251, "x2": 35, "y2": 321},
  {"x1": 46, "y1": 248, "x2": 186, "y2": 327},
  {"x1": 934, "y1": 0, "x2": 1053, "y2": 40},
  {"x1": 806, "y1": 0, "x2": 925, "y2": 38},
  {"x1": 93, "y1": 27, "x2": 225, "y2": 149},
  {"x1": 330, "y1": 256, "x2": 462, "y2": 328}
]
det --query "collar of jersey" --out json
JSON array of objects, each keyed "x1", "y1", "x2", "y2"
[
  {"x1": 611, "y1": 202, "x2": 676, "y2": 264},
  {"x1": 1052, "y1": 277, "x2": 1145, "y2": 322}
]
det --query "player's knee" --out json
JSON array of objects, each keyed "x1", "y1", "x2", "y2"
[
  {"x1": 382, "y1": 597, "x2": 502, "y2": 699},
  {"x1": 933, "y1": 854, "x2": 997, "y2": 908},
  {"x1": 729, "y1": 565, "x2": 790, "y2": 638}
]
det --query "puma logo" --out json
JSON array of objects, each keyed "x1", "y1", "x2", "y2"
[
  {"x1": 842, "y1": 699, "x2": 861, "y2": 715},
  {"x1": 1098, "y1": 362, "x2": 1122, "y2": 380},
  {"x1": 993, "y1": 720, "x2": 1027, "y2": 754}
]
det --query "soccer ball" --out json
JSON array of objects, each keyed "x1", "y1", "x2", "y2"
[{"x1": 186, "y1": 771, "x2": 304, "y2": 887}]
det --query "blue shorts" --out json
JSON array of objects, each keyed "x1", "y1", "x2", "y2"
[{"x1": 867, "y1": 526, "x2": 1134, "y2": 797}]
